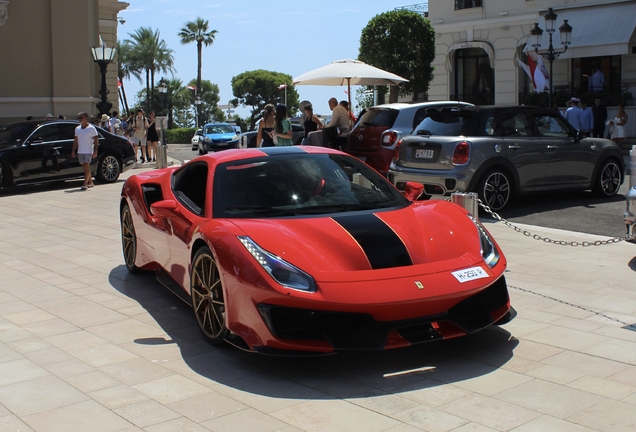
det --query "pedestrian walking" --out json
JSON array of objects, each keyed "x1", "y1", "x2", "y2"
[
  {"x1": 71, "y1": 112, "x2": 98, "y2": 190},
  {"x1": 147, "y1": 111, "x2": 159, "y2": 162},
  {"x1": 257, "y1": 104, "x2": 276, "y2": 148},
  {"x1": 580, "y1": 100, "x2": 593, "y2": 136},
  {"x1": 565, "y1": 97, "x2": 583, "y2": 131},
  {"x1": 131, "y1": 109, "x2": 150, "y2": 163}
]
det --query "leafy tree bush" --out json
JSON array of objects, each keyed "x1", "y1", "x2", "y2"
[
  {"x1": 166, "y1": 127, "x2": 197, "y2": 144},
  {"x1": 359, "y1": 10, "x2": 435, "y2": 103}
]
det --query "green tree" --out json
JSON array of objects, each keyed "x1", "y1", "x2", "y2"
[
  {"x1": 359, "y1": 10, "x2": 435, "y2": 103},
  {"x1": 178, "y1": 18, "x2": 218, "y2": 102},
  {"x1": 126, "y1": 27, "x2": 175, "y2": 110},
  {"x1": 182, "y1": 79, "x2": 222, "y2": 126},
  {"x1": 115, "y1": 40, "x2": 134, "y2": 115},
  {"x1": 231, "y1": 70, "x2": 299, "y2": 130}
]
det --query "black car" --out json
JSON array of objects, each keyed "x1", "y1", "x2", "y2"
[{"x1": 0, "y1": 120, "x2": 136, "y2": 187}]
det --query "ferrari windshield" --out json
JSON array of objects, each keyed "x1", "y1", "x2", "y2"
[
  {"x1": 214, "y1": 154, "x2": 409, "y2": 218},
  {"x1": 204, "y1": 124, "x2": 234, "y2": 134}
]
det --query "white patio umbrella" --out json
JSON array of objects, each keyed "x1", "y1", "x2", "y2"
[{"x1": 292, "y1": 59, "x2": 408, "y2": 111}]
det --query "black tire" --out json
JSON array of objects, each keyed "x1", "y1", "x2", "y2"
[
  {"x1": 593, "y1": 159, "x2": 622, "y2": 198},
  {"x1": 190, "y1": 246, "x2": 229, "y2": 346},
  {"x1": 120, "y1": 204, "x2": 141, "y2": 274},
  {"x1": 198, "y1": 146, "x2": 205, "y2": 155},
  {"x1": 477, "y1": 169, "x2": 512, "y2": 211},
  {"x1": 96, "y1": 154, "x2": 121, "y2": 183},
  {"x1": 0, "y1": 160, "x2": 12, "y2": 187}
]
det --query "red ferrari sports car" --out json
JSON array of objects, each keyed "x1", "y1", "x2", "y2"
[{"x1": 120, "y1": 146, "x2": 515, "y2": 354}]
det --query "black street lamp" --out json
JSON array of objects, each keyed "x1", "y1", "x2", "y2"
[
  {"x1": 530, "y1": 8, "x2": 573, "y2": 107},
  {"x1": 158, "y1": 78, "x2": 168, "y2": 116},
  {"x1": 91, "y1": 41, "x2": 117, "y2": 116}
]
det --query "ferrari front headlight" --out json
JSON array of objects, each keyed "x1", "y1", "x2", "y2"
[
  {"x1": 469, "y1": 216, "x2": 500, "y2": 268},
  {"x1": 238, "y1": 236, "x2": 317, "y2": 292}
]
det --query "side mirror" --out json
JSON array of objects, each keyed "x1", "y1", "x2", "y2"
[
  {"x1": 576, "y1": 130, "x2": 586, "y2": 141},
  {"x1": 403, "y1": 181, "x2": 425, "y2": 201},
  {"x1": 150, "y1": 200, "x2": 180, "y2": 218}
]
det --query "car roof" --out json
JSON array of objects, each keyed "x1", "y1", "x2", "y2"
[
  {"x1": 0, "y1": 119, "x2": 80, "y2": 129},
  {"x1": 370, "y1": 101, "x2": 473, "y2": 110}
]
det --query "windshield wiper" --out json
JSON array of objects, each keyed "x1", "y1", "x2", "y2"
[{"x1": 416, "y1": 129, "x2": 432, "y2": 136}]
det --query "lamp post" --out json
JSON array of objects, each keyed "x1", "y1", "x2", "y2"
[
  {"x1": 530, "y1": 7, "x2": 573, "y2": 107},
  {"x1": 194, "y1": 95, "x2": 202, "y2": 128},
  {"x1": 91, "y1": 40, "x2": 116, "y2": 116},
  {"x1": 156, "y1": 78, "x2": 168, "y2": 169}
]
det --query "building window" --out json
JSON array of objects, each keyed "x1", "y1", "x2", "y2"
[
  {"x1": 572, "y1": 56, "x2": 622, "y2": 95},
  {"x1": 455, "y1": 0, "x2": 483, "y2": 10},
  {"x1": 452, "y1": 48, "x2": 494, "y2": 105}
]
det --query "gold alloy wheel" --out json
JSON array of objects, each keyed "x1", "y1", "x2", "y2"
[
  {"x1": 121, "y1": 204, "x2": 138, "y2": 273},
  {"x1": 191, "y1": 247, "x2": 228, "y2": 344}
]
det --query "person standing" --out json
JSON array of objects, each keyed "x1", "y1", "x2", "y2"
[
  {"x1": 269, "y1": 104, "x2": 293, "y2": 146},
  {"x1": 109, "y1": 111, "x2": 125, "y2": 136},
  {"x1": 592, "y1": 98, "x2": 608, "y2": 138},
  {"x1": 609, "y1": 103, "x2": 628, "y2": 148},
  {"x1": 301, "y1": 103, "x2": 323, "y2": 143},
  {"x1": 588, "y1": 68, "x2": 606, "y2": 92},
  {"x1": 565, "y1": 97, "x2": 583, "y2": 131},
  {"x1": 100, "y1": 114, "x2": 112, "y2": 132},
  {"x1": 580, "y1": 100, "x2": 593, "y2": 136},
  {"x1": 256, "y1": 104, "x2": 276, "y2": 148},
  {"x1": 146, "y1": 111, "x2": 159, "y2": 163},
  {"x1": 326, "y1": 97, "x2": 351, "y2": 150},
  {"x1": 71, "y1": 112, "x2": 98, "y2": 190},
  {"x1": 131, "y1": 109, "x2": 150, "y2": 163}
]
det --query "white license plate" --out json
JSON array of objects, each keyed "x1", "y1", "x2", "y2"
[
  {"x1": 451, "y1": 266, "x2": 489, "y2": 283},
  {"x1": 415, "y1": 149, "x2": 434, "y2": 159}
]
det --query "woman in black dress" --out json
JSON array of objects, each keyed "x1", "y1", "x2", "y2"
[
  {"x1": 146, "y1": 111, "x2": 159, "y2": 162},
  {"x1": 257, "y1": 104, "x2": 276, "y2": 147},
  {"x1": 302, "y1": 103, "x2": 323, "y2": 144}
]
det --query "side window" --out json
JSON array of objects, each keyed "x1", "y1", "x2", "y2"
[
  {"x1": 484, "y1": 115, "x2": 500, "y2": 136},
  {"x1": 501, "y1": 113, "x2": 534, "y2": 137},
  {"x1": 412, "y1": 108, "x2": 429, "y2": 131},
  {"x1": 532, "y1": 114, "x2": 570, "y2": 138},
  {"x1": 172, "y1": 162, "x2": 208, "y2": 216},
  {"x1": 29, "y1": 125, "x2": 59, "y2": 143},
  {"x1": 58, "y1": 124, "x2": 77, "y2": 140}
]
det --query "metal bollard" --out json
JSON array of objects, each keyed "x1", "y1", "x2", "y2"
[
  {"x1": 451, "y1": 192, "x2": 479, "y2": 217},
  {"x1": 630, "y1": 145, "x2": 636, "y2": 190},
  {"x1": 155, "y1": 116, "x2": 168, "y2": 169},
  {"x1": 624, "y1": 185, "x2": 636, "y2": 241}
]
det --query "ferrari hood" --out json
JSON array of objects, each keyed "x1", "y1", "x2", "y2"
[{"x1": 229, "y1": 201, "x2": 483, "y2": 277}]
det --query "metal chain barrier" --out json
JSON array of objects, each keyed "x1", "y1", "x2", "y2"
[
  {"x1": 476, "y1": 198, "x2": 633, "y2": 247},
  {"x1": 509, "y1": 285, "x2": 633, "y2": 328}
]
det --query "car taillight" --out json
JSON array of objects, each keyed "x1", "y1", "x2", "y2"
[
  {"x1": 394, "y1": 139, "x2": 403, "y2": 162},
  {"x1": 382, "y1": 131, "x2": 398, "y2": 147},
  {"x1": 452, "y1": 141, "x2": 470, "y2": 165}
]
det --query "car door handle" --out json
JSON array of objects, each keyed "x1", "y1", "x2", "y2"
[
  {"x1": 546, "y1": 145, "x2": 559, "y2": 149},
  {"x1": 508, "y1": 145, "x2": 521, "y2": 149}
]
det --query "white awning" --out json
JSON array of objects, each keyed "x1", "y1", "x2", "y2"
[{"x1": 526, "y1": 3, "x2": 636, "y2": 58}]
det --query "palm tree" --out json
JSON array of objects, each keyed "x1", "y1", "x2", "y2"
[
  {"x1": 178, "y1": 18, "x2": 218, "y2": 98},
  {"x1": 126, "y1": 27, "x2": 175, "y2": 111},
  {"x1": 115, "y1": 40, "x2": 134, "y2": 116}
]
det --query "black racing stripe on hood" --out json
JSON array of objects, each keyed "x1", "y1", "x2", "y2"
[{"x1": 332, "y1": 213, "x2": 412, "y2": 269}]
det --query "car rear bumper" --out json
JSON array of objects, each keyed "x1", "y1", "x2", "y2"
[{"x1": 388, "y1": 164, "x2": 472, "y2": 195}]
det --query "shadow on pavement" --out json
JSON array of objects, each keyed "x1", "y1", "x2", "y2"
[
  {"x1": 0, "y1": 179, "x2": 126, "y2": 196},
  {"x1": 108, "y1": 265, "x2": 518, "y2": 400}
]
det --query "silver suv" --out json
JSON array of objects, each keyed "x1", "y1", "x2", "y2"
[
  {"x1": 347, "y1": 101, "x2": 472, "y2": 175},
  {"x1": 388, "y1": 105, "x2": 625, "y2": 210}
]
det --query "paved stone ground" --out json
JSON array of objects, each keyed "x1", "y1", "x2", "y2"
[{"x1": 0, "y1": 168, "x2": 635, "y2": 432}]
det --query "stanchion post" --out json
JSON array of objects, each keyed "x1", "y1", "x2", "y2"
[
  {"x1": 155, "y1": 116, "x2": 168, "y2": 169},
  {"x1": 451, "y1": 192, "x2": 479, "y2": 217}
]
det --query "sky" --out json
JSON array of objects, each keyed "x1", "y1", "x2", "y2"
[{"x1": 118, "y1": 0, "x2": 409, "y2": 119}]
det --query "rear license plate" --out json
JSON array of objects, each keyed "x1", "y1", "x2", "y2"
[
  {"x1": 451, "y1": 266, "x2": 489, "y2": 283},
  {"x1": 415, "y1": 149, "x2": 434, "y2": 159}
]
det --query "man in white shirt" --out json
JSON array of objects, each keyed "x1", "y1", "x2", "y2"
[
  {"x1": 326, "y1": 97, "x2": 351, "y2": 150},
  {"x1": 565, "y1": 97, "x2": 583, "y2": 131},
  {"x1": 71, "y1": 112, "x2": 99, "y2": 190}
]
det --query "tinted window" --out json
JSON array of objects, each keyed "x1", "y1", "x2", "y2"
[
  {"x1": 213, "y1": 154, "x2": 408, "y2": 219},
  {"x1": 30, "y1": 125, "x2": 60, "y2": 143},
  {"x1": 500, "y1": 112, "x2": 535, "y2": 137},
  {"x1": 58, "y1": 124, "x2": 77, "y2": 140},
  {"x1": 531, "y1": 113, "x2": 570, "y2": 138},
  {"x1": 357, "y1": 109, "x2": 398, "y2": 128},
  {"x1": 0, "y1": 123, "x2": 33, "y2": 144},
  {"x1": 413, "y1": 110, "x2": 477, "y2": 136},
  {"x1": 204, "y1": 124, "x2": 234, "y2": 134},
  {"x1": 172, "y1": 162, "x2": 208, "y2": 215}
]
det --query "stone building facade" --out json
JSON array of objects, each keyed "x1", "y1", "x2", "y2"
[{"x1": 0, "y1": 0, "x2": 128, "y2": 123}]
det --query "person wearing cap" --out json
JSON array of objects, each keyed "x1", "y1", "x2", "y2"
[
  {"x1": 100, "y1": 114, "x2": 112, "y2": 133},
  {"x1": 565, "y1": 97, "x2": 583, "y2": 131}
]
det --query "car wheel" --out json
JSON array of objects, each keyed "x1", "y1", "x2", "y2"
[
  {"x1": 96, "y1": 154, "x2": 121, "y2": 183},
  {"x1": 120, "y1": 203, "x2": 141, "y2": 274},
  {"x1": 593, "y1": 159, "x2": 622, "y2": 197},
  {"x1": 477, "y1": 169, "x2": 512, "y2": 211},
  {"x1": 190, "y1": 246, "x2": 229, "y2": 345}
]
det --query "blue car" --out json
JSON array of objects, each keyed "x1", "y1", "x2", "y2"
[{"x1": 198, "y1": 123, "x2": 239, "y2": 154}]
